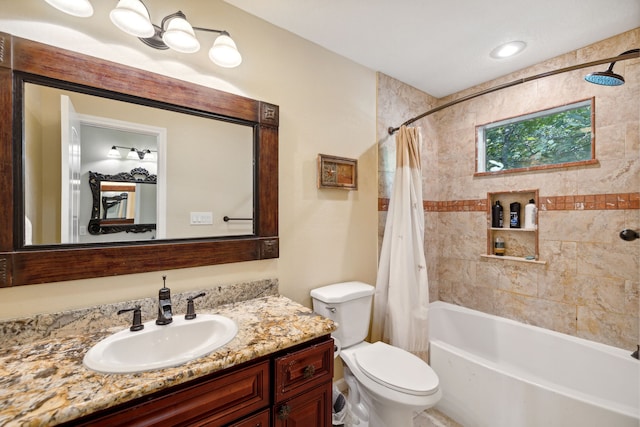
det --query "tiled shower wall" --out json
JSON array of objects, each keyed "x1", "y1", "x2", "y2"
[{"x1": 377, "y1": 28, "x2": 639, "y2": 350}]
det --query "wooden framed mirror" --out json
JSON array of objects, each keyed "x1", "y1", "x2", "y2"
[{"x1": 0, "y1": 32, "x2": 279, "y2": 287}]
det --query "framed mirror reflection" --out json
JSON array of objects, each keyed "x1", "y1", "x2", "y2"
[
  {"x1": 23, "y1": 81, "x2": 254, "y2": 246},
  {"x1": 0, "y1": 32, "x2": 279, "y2": 287}
]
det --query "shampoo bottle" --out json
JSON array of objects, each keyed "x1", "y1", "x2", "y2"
[
  {"x1": 491, "y1": 201, "x2": 503, "y2": 228},
  {"x1": 524, "y1": 199, "x2": 538, "y2": 229},
  {"x1": 509, "y1": 202, "x2": 521, "y2": 228},
  {"x1": 494, "y1": 236, "x2": 505, "y2": 256}
]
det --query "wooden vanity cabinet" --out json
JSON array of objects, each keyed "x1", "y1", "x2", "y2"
[{"x1": 66, "y1": 336, "x2": 333, "y2": 427}]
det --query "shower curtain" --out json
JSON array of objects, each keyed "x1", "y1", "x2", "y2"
[{"x1": 371, "y1": 125, "x2": 430, "y2": 359}]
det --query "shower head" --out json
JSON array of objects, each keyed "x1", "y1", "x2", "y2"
[
  {"x1": 585, "y1": 49, "x2": 639, "y2": 86},
  {"x1": 584, "y1": 69, "x2": 625, "y2": 86}
]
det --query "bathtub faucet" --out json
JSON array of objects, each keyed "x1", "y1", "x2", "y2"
[{"x1": 632, "y1": 345, "x2": 639, "y2": 360}]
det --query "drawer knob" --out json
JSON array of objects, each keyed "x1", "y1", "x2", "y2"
[
  {"x1": 303, "y1": 364, "x2": 316, "y2": 378},
  {"x1": 278, "y1": 404, "x2": 291, "y2": 420}
]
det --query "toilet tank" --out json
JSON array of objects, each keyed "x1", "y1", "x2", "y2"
[{"x1": 310, "y1": 281, "x2": 374, "y2": 349}]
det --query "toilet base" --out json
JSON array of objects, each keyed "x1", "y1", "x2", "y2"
[
  {"x1": 342, "y1": 362, "x2": 441, "y2": 427},
  {"x1": 343, "y1": 399, "x2": 425, "y2": 427}
]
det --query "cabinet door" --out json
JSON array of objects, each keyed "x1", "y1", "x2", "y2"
[
  {"x1": 72, "y1": 361, "x2": 269, "y2": 427},
  {"x1": 273, "y1": 381, "x2": 331, "y2": 427}
]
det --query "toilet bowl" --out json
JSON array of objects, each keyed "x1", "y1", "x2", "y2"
[
  {"x1": 341, "y1": 341, "x2": 441, "y2": 426},
  {"x1": 311, "y1": 281, "x2": 441, "y2": 427}
]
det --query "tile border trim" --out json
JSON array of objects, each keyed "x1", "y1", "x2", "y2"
[{"x1": 378, "y1": 192, "x2": 640, "y2": 212}]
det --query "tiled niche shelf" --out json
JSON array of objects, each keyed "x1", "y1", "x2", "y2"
[{"x1": 484, "y1": 189, "x2": 546, "y2": 265}]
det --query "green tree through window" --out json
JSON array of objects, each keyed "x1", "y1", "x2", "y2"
[{"x1": 477, "y1": 99, "x2": 593, "y2": 173}]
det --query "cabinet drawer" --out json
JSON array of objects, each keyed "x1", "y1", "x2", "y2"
[
  {"x1": 274, "y1": 339, "x2": 333, "y2": 402},
  {"x1": 227, "y1": 408, "x2": 270, "y2": 427},
  {"x1": 75, "y1": 360, "x2": 269, "y2": 427}
]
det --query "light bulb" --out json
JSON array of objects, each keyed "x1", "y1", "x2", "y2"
[
  {"x1": 127, "y1": 148, "x2": 139, "y2": 160},
  {"x1": 107, "y1": 146, "x2": 122, "y2": 158},
  {"x1": 209, "y1": 34, "x2": 242, "y2": 68},
  {"x1": 490, "y1": 41, "x2": 526, "y2": 59},
  {"x1": 162, "y1": 15, "x2": 200, "y2": 53},
  {"x1": 110, "y1": 0, "x2": 154, "y2": 38}
]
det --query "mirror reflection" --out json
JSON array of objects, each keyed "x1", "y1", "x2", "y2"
[
  {"x1": 102, "y1": 191, "x2": 130, "y2": 220},
  {"x1": 23, "y1": 82, "x2": 255, "y2": 246},
  {"x1": 88, "y1": 168, "x2": 158, "y2": 237}
]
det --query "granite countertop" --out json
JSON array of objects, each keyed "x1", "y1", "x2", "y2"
[{"x1": 0, "y1": 295, "x2": 335, "y2": 427}]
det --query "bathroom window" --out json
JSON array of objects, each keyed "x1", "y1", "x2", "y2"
[{"x1": 476, "y1": 98, "x2": 595, "y2": 174}]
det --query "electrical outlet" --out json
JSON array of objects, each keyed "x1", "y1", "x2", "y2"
[{"x1": 190, "y1": 212, "x2": 213, "y2": 225}]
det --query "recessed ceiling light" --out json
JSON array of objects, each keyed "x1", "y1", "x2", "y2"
[{"x1": 490, "y1": 41, "x2": 527, "y2": 59}]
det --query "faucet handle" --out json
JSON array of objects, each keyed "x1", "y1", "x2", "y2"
[
  {"x1": 185, "y1": 292, "x2": 206, "y2": 320},
  {"x1": 117, "y1": 305, "x2": 144, "y2": 331}
]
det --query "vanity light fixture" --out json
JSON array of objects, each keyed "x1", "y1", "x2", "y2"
[
  {"x1": 43, "y1": 0, "x2": 242, "y2": 68},
  {"x1": 108, "y1": 145, "x2": 155, "y2": 161},
  {"x1": 490, "y1": 41, "x2": 527, "y2": 59}
]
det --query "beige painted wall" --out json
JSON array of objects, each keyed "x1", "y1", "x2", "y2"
[
  {"x1": 0, "y1": 0, "x2": 378, "y2": 319},
  {"x1": 378, "y1": 28, "x2": 639, "y2": 350},
  {"x1": 24, "y1": 86, "x2": 45, "y2": 244}
]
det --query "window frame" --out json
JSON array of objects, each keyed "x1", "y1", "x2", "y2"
[{"x1": 475, "y1": 98, "x2": 597, "y2": 176}]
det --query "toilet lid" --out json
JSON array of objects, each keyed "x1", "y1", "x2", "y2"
[{"x1": 353, "y1": 342, "x2": 438, "y2": 396}]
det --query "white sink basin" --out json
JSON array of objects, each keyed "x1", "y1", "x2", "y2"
[{"x1": 84, "y1": 314, "x2": 238, "y2": 374}]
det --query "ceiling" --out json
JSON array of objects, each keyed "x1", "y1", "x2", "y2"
[{"x1": 225, "y1": 0, "x2": 640, "y2": 98}]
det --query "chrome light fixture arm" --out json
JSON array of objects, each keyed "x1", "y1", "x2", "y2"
[
  {"x1": 139, "y1": 10, "x2": 229, "y2": 51},
  {"x1": 121, "y1": 4, "x2": 243, "y2": 67}
]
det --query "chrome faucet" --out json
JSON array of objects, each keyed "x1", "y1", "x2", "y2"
[{"x1": 156, "y1": 275, "x2": 173, "y2": 325}]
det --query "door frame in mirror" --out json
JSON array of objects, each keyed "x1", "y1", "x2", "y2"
[{"x1": 0, "y1": 32, "x2": 279, "y2": 287}]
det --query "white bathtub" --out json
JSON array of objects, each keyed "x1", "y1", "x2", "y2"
[{"x1": 428, "y1": 301, "x2": 640, "y2": 427}]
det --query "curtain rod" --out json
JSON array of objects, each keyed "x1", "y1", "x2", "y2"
[{"x1": 388, "y1": 50, "x2": 640, "y2": 135}]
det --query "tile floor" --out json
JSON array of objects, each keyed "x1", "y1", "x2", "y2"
[
  {"x1": 336, "y1": 406, "x2": 461, "y2": 426},
  {"x1": 335, "y1": 381, "x2": 461, "y2": 427},
  {"x1": 414, "y1": 408, "x2": 462, "y2": 427}
]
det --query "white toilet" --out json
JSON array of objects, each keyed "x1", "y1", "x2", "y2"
[{"x1": 311, "y1": 281, "x2": 441, "y2": 427}]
